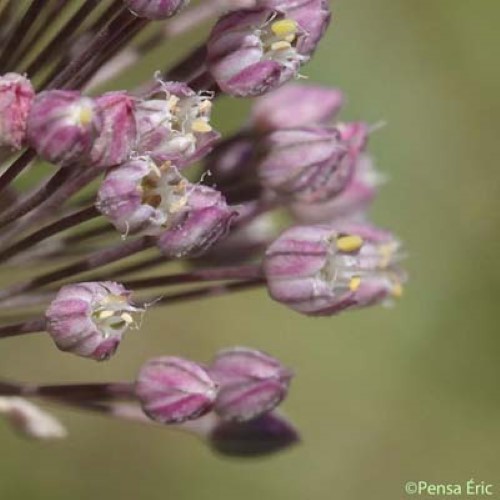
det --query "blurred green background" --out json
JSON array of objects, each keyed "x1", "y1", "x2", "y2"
[{"x1": 1, "y1": 0, "x2": 499, "y2": 498}]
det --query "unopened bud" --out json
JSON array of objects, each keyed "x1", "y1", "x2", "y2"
[
  {"x1": 26, "y1": 90, "x2": 99, "y2": 166},
  {"x1": 251, "y1": 83, "x2": 344, "y2": 131},
  {"x1": 209, "y1": 411, "x2": 299, "y2": 457},
  {"x1": 0, "y1": 73, "x2": 34, "y2": 149},
  {"x1": 91, "y1": 91, "x2": 137, "y2": 168},
  {"x1": 136, "y1": 356, "x2": 217, "y2": 424},
  {"x1": 210, "y1": 347, "x2": 293, "y2": 422}
]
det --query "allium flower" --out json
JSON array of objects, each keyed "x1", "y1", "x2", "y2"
[
  {"x1": 155, "y1": 182, "x2": 237, "y2": 257},
  {"x1": 251, "y1": 83, "x2": 344, "y2": 132},
  {"x1": 97, "y1": 157, "x2": 236, "y2": 254},
  {"x1": 209, "y1": 347, "x2": 293, "y2": 421},
  {"x1": 136, "y1": 81, "x2": 219, "y2": 165},
  {"x1": 91, "y1": 91, "x2": 137, "y2": 168},
  {"x1": 264, "y1": 223, "x2": 405, "y2": 315},
  {"x1": 257, "y1": 126, "x2": 354, "y2": 203},
  {"x1": 96, "y1": 158, "x2": 191, "y2": 236},
  {"x1": 136, "y1": 356, "x2": 218, "y2": 424},
  {"x1": 0, "y1": 73, "x2": 34, "y2": 150},
  {"x1": 26, "y1": 90, "x2": 99, "y2": 166},
  {"x1": 207, "y1": 1, "x2": 330, "y2": 96},
  {"x1": 45, "y1": 282, "x2": 141, "y2": 361},
  {"x1": 0, "y1": 0, "x2": 406, "y2": 457},
  {"x1": 289, "y1": 154, "x2": 383, "y2": 223}
]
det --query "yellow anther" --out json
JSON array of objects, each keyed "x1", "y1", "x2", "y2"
[
  {"x1": 271, "y1": 19, "x2": 298, "y2": 38},
  {"x1": 198, "y1": 99, "x2": 212, "y2": 114},
  {"x1": 191, "y1": 119, "x2": 212, "y2": 133},
  {"x1": 97, "y1": 310, "x2": 114, "y2": 320},
  {"x1": 349, "y1": 276, "x2": 361, "y2": 292},
  {"x1": 79, "y1": 106, "x2": 93, "y2": 126},
  {"x1": 167, "y1": 95, "x2": 180, "y2": 110},
  {"x1": 101, "y1": 294, "x2": 127, "y2": 305},
  {"x1": 391, "y1": 283, "x2": 403, "y2": 298},
  {"x1": 284, "y1": 34, "x2": 296, "y2": 43},
  {"x1": 121, "y1": 312, "x2": 134, "y2": 324},
  {"x1": 336, "y1": 235, "x2": 364, "y2": 253},
  {"x1": 270, "y1": 41, "x2": 292, "y2": 52}
]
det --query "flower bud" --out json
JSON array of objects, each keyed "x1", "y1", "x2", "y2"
[
  {"x1": 136, "y1": 356, "x2": 218, "y2": 424},
  {"x1": 207, "y1": 2, "x2": 330, "y2": 97},
  {"x1": 26, "y1": 90, "x2": 99, "y2": 166},
  {"x1": 0, "y1": 397, "x2": 67, "y2": 440},
  {"x1": 45, "y1": 281, "x2": 141, "y2": 361},
  {"x1": 210, "y1": 347, "x2": 292, "y2": 422},
  {"x1": 258, "y1": 126, "x2": 353, "y2": 203},
  {"x1": 136, "y1": 81, "x2": 219, "y2": 167},
  {"x1": 90, "y1": 91, "x2": 137, "y2": 168},
  {"x1": 0, "y1": 73, "x2": 34, "y2": 149},
  {"x1": 263, "y1": 223, "x2": 405, "y2": 315},
  {"x1": 97, "y1": 159, "x2": 236, "y2": 248},
  {"x1": 289, "y1": 154, "x2": 383, "y2": 223},
  {"x1": 251, "y1": 83, "x2": 344, "y2": 132},
  {"x1": 123, "y1": 0, "x2": 188, "y2": 19},
  {"x1": 209, "y1": 411, "x2": 299, "y2": 457},
  {"x1": 156, "y1": 183, "x2": 237, "y2": 258}
]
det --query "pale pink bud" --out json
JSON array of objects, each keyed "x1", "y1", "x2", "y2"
[
  {"x1": 91, "y1": 91, "x2": 137, "y2": 168},
  {"x1": 289, "y1": 154, "x2": 384, "y2": 223},
  {"x1": 251, "y1": 83, "x2": 344, "y2": 131},
  {"x1": 136, "y1": 356, "x2": 218, "y2": 424},
  {"x1": 0, "y1": 73, "x2": 34, "y2": 149},
  {"x1": 156, "y1": 183, "x2": 237, "y2": 258},
  {"x1": 210, "y1": 347, "x2": 293, "y2": 422},
  {"x1": 26, "y1": 90, "x2": 99, "y2": 166},
  {"x1": 258, "y1": 127, "x2": 353, "y2": 203}
]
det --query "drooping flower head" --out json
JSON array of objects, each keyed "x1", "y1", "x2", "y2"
[
  {"x1": 207, "y1": 0, "x2": 330, "y2": 96},
  {"x1": 97, "y1": 158, "x2": 237, "y2": 256},
  {"x1": 97, "y1": 158, "x2": 191, "y2": 236},
  {"x1": 0, "y1": 0, "x2": 407, "y2": 455},
  {"x1": 45, "y1": 282, "x2": 142, "y2": 361},
  {"x1": 136, "y1": 81, "x2": 219, "y2": 166},
  {"x1": 264, "y1": 223, "x2": 405, "y2": 315}
]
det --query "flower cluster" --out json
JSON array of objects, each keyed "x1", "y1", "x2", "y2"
[{"x1": 0, "y1": 0, "x2": 405, "y2": 457}]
